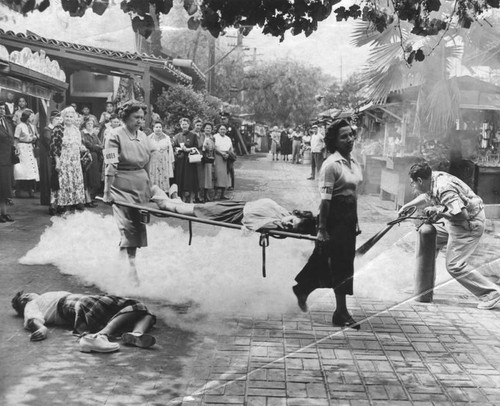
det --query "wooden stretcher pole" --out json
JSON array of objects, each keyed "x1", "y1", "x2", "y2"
[{"x1": 97, "y1": 198, "x2": 317, "y2": 242}]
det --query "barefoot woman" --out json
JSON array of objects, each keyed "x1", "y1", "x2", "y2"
[
  {"x1": 103, "y1": 103, "x2": 155, "y2": 285},
  {"x1": 293, "y1": 119, "x2": 362, "y2": 329}
]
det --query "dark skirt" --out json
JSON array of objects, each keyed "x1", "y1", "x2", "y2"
[
  {"x1": 83, "y1": 151, "x2": 102, "y2": 193},
  {"x1": 39, "y1": 144, "x2": 51, "y2": 205},
  {"x1": 193, "y1": 200, "x2": 245, "y2": 224},
  {"x1": 0, "y1": 165, "x2": 13, "y2": 199},
  {"x1": 295, "y1": 195, "x2": 358, "y2": 295},
  {"x1": 58, "y1": 294, "x2": 156, "y2": 334},
  {"x1": 174, "y1": 154, "x2": 198, "y2": 194}
]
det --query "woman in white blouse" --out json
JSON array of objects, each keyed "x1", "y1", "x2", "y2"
[
  {"x1": 213, "y1": 124, "x2": 233, "y2": 200},
  {"x1": 13, "y1": 109, "x2": 39, "y2": 198}
]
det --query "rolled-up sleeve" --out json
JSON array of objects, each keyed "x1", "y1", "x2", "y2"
[
  {"x1": 439, "y1": 190, "x2": 465, "y2": 216},
  {"x1": 24, "y1": 301, "x2": 45, "y2": 329},
  {"x1": 104, "y1": 131, "x2": 119, "y2": 176},
  {"x1": 318, "y1": 161, "x2": 337, "y2": 200}
]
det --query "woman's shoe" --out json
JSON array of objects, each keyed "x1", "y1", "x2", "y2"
[
  {"x1": 79, "y1": 333, "x2": 120, "y2": 353},
  {"x1": 332, "y1": 312, "x2": 360, "y2": 330},
  {"x1": 122, "y1": 332, "x2": 156, "y2": 349},
  {"x1": 75, "y1": 203, "x2": 85, "y2": 211},
  {"x1": 1, "y1": 214, "x2": 14, "y2": 222}
]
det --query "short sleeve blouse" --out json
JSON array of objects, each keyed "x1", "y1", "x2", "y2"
[
  {"x1": 105, "y1": 126, "x2": 155, "y2": 176},
  {"x1": 318, "y1": 151, "x2": 363, "y2": 200}
]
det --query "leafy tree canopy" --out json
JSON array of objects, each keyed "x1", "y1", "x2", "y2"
[
  {"x1": 5, "y1": 0, "x2": 499, "y2": 51},
  {"x1": 235, "y1": 59, "x2": 328, "y2": 126},
  {"x1": 155, "y1": 84, "x2": 220, "y2": 130}
]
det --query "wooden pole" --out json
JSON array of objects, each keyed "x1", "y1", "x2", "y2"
[{"x1": 143, "y1": 66, "x2": 151, "y2": 127}]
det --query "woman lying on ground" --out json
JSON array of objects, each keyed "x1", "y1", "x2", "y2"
[
  {"x1": 151, "y1": 185, "x2": 317, "y2": 234},
  {"x1": 12, "y1": 290, "x2": 156, "y2": 353}
]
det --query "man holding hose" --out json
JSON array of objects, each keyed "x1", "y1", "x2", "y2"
[{"x1": 400, "y1": 161, "x2": 500, "y2": 309}]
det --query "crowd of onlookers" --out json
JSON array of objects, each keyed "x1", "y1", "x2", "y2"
[
  {"x1": 269, "y1": 123, "x2": 326, "y2": 180},
  {"x1": 0, "y1": 92, "x2": 237, "y2": 222}
]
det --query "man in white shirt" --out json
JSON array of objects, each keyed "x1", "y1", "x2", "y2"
[{"x1": 308, "y1": 124, "x2": 325, "y2": 180}]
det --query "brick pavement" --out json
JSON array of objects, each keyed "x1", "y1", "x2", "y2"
[{"x1": 1, "y1": 153, "x2": 500, "y2": 406}]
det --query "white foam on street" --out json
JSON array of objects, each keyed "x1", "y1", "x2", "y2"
[
  {"x1": 20, "y1": 211, "x2": 313, "y2": 323},
  {"x1": 20, "y1": 211, "x2": 451, "y2": 329}
]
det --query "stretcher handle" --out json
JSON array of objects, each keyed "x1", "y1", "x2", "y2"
[{"x1": 259, "y1": 233, "x2": 270, "y2": 278}]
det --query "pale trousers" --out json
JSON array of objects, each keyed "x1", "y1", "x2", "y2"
[
  {"x1": 435, "y1": 210, "x2": 499, "y2": 299},
  {"x1": 292, "y1": 141, "x2": 301, "y2": 163}
]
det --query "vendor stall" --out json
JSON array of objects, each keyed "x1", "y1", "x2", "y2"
[
  {"x1": 357, "y1": 76, "x2": 500, "y2": 207},
  {"x1": 0, "y1": 44, "x2": 68, "y2": 127}
]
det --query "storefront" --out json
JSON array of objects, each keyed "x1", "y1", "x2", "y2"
[
  {"x1": 0, "y1": 44, "x2": 68, "y2": 128},
  {"x1": 356, "y1": 76, "x2": 500, "y2": 207},
  {"x1": 0, "y1": 28, "x2": 202, "y2": 124}
]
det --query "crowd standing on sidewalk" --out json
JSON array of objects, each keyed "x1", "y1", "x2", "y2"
[{"x1": 0, "y1": 95, "x2": 239, "y2": 222}]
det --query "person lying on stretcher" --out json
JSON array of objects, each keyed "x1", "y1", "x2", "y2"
[{"x1": 151, "y1": 185, "x2": 316, "y2": 234}]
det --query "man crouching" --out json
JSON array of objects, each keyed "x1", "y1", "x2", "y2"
[{"x1": 12, "y1": 290, "x2": 157, "y2": 353}]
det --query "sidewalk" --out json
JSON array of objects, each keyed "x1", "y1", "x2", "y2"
[{"x1": 1, "y1": 153, "x2": 500, "y2": 406}]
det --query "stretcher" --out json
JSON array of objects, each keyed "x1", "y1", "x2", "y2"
[{"x1": 97, "y1": 198, "x2": 317, "y2": 278}]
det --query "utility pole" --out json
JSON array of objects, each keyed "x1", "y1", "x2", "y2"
[{"x1": 207, "y1": 35, "x2": 216, "y2": 94}]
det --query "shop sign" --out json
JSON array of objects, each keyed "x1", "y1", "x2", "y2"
[
  {"x1": 0, "y1": 75, "x2": 23, "y2": 92},
  {"x1": 0, "y1": 74, "x2": 52, "y2": 99}
]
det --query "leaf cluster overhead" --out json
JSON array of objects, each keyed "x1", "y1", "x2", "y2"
[{"x1": 7, "y1": 0, "x2": 498, "y2": 44}]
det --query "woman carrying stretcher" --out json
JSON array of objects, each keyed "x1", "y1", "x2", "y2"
[
  {"x1": 151, "y1": 185, "x2": 316, "y2": 234},
  {"x1": 293, "y1": 119, "x2": 363, "y2": 330}
]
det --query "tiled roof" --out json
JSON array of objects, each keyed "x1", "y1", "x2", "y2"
[{"x1": 0, "y1": 28, "x2": 192, "y2": 84}]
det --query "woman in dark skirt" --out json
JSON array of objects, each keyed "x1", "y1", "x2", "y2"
[
  {"x1": 81, "y1": 116, "x2": 103, "y2": 207},
  {"x1": 293, "y1": 119, "x2": 363, "y2": 329},
  {"x1": 280, "y1": 129, "x2": 292, "y2": 161},
  {"x1": 173, "y1": 118, "x2": 199, "y2": 202},
  {"x1": 0, "y1": 103, "x2": 15, "y2": 222},
  {"x1": 39, "y1": 111, "x2": 61, "y2": 209}
]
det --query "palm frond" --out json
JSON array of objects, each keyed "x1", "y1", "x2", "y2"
[
  {"x1": 423, "y1": 79, "x2": 461, "y2": 134},
  {"x1": 350, "y1": 21, "x2": 404, "y2": 47}
]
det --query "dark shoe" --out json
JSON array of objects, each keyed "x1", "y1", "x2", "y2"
[
  {"x1": 85, "y1": 202, "x2": 97, "y2": 208},
  {"x1": 332, "y1": 312, "x2": 360, "y2": 330},
  {"x1": 56, "y1": 206, "x2": 66, "y2": 215},
  {"x1": 0, "y1": 216, "x2": 6, "y2": 223},
  {"x1": 220, "y1": 196, "x2": 230, "y2": 200},
  {"x1": 48, "y1": 207, "x2": 56, "y2": 215},
  {"x1": 3, "y1": 214, "x2": 14, "y2": 222},
  {"x1": 122, "y1": 332, "x2": 156, "y2": 349},
  {"x1": 75, "y1": 204, "x2": 85, "y2": 211},
  {"x1": 307, "y1": 177, "x2": 315, "y2": 180},
  {"x1": 292, "y1": 285, "x2": 309, "y2": 312}
]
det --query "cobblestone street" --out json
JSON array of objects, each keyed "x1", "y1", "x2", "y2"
[{"x1": 2, "y1": 153, "x2": 500, "y2": 406}]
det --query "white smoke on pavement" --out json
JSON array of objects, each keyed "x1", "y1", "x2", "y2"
[
  {"x1": 20, "y1": 211, "x2": 314, "y2": 329},
  {"x1": 20, "y1": 211, "x2": 453, "y2": 330}
]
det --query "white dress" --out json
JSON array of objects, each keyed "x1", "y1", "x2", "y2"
[{"x1": 14, "y1": 122, "x2": 39, "y2": 181}]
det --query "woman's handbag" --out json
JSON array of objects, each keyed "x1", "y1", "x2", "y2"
[
  {"x1": 201, "y1": 150, "x2": 215, "y2": 164},
  {"x1": 227, "y1": 151, "x2": 237, "y2": 162},
  {"x1": 80, "y1": 150, "x2": 93, "y2": 172},
  {"x1": 11, "y1": 146, "x2": 19, "y2": 165},
  {"x1": 188, "y1": 148, "x2": 203, "y2": 164}
]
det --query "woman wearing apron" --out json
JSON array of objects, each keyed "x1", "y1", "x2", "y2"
[
  {"x1": 293, "y1": 119, "x2": 363, "y2": 329},
  {"x1": 103, "y1": 103, "x2": 156, "y2": 286}
]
